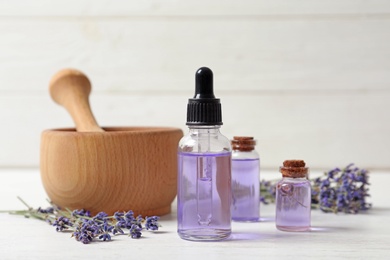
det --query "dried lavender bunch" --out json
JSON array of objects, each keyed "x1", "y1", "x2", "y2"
[
  {"x1": 7, "y1": 197, "x2": 160, "y2": 244},
  {"x1": 312, "y1": 163, "x2": 371, "y2": 213},
  {"x1": 260, "y1": 164, "x2": 372, "y2": 214}
]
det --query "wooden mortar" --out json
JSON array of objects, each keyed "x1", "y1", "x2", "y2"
[{"x1": 40, "y1": 69, "x2": 183, "y2": 216}]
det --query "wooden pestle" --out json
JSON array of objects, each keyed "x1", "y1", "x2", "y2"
[{"x1": 49, "y1": 69, "x2": 104, "y2": 132}]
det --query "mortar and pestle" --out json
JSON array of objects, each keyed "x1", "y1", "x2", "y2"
[{"x1": 40, "y1": 69, "x2": 183, "y2": 216}]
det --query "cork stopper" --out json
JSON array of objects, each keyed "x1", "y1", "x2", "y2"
[
  {"x1": 231, "y1": 136, "x2": 256, "y2": 151},
  {"x1": 279, "y1": 160, "x2": 308, "y2": 178}
]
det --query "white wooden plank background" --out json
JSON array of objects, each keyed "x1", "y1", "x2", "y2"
[{"x1": 0, "y1": 0, "x2": 389, "y2": 170}]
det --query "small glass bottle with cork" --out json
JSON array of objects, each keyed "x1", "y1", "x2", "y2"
[
  {"x1": 275, "y1": 160, "x2": 311, "y2": 231},
  {"x1": 231, "y1": 136, "x2": 260, "y2": 222}
]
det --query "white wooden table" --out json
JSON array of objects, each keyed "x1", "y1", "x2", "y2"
[{"x1": 0, "y1": 169, "x2": 389, "y2": 259}]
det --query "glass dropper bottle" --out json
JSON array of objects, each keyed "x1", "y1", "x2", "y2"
[{"x1": 177, "y1": 67, "x2": 232, "y2": 241}]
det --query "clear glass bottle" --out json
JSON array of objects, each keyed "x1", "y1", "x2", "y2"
[
  {"x1": 231, "y1": 136, "x2": 260, "y2": 222},
  {"x1": 177, "y1": 67, "x2": 232, "y2": 241},
  {"x1": 275, "y1": 160, "x2": 311, "y2": 232}
]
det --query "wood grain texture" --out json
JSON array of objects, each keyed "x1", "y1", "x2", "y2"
[
  {"x1": 1, "y1": 0, "x2": 390, "y2": 16},
  {"x1": 1, "y1": 18, "x2": 390, "y2": 93},
  {"x1": 1, "y1": 92, "x2": 388, "y2": 169},
  {"x1": 49, "y1": 69, "x2": 104, "y2": 132},
  {"x1": 40, "y1": 127, "x2": 183, "y2": 215},
  {"x1": 0, "y1": 1, "x2": 389, "y2": 169}
]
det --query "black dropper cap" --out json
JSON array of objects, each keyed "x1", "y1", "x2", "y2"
[{"x1": 186, "y1": 67, "x2": 223, "y2": 126}]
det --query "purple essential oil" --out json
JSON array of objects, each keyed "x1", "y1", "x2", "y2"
[
  {"x1": 178, "y1": 152, "x2": 231, "y2": 240},
  {"x1": 177, "y1": 67, "x2": 232, "y2": 241},
  {"x1": 275, "y1": 160, "x2": 311, "y2": 232},
  {"x1": 231, "y1": 137, "x2": 260, "y2": 222}
]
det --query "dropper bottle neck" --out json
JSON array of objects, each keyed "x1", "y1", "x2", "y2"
[{"x1": 188, "y1": 125, "x2": 221, "y2": 135}]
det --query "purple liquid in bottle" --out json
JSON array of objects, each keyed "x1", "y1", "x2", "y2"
[
  {"x1": 275, "y1": 178, "x2": 311, "y2": 231},
  {"x1": 177, "y1": 152, "x2": 231, "y2": 241},
  {"x1": 178, "y1": 67, "x2": 232, "y2": 241},
  {"x1": 231, "y1": 158, "x2": 260, "y2": 221}
]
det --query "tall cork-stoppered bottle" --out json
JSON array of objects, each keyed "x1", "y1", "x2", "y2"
[
  {"x1": 177, "y1": 67, "x2": 232, "y2": 241},
  {"x1": 231, "y1": 136, "x2": 260, "y2": 222}
]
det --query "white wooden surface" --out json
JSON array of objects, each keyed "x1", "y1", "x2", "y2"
[
  {"x1": 0, "y1": 1, "x2": 390, "y2": 169},
  {"x1": 0, "y1": 169, "x2": 388, "y2": 259}
]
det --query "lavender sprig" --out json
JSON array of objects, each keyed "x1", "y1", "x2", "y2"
[
  {"x1": 260, "y1": 164, "x2": 372, "y2": 214},
  {"x1": 314, "y1": 163, "x2": 372, "y2": 213},
  {"x1": 6, "y1": 197, "x2": 161, "y2": 244}
]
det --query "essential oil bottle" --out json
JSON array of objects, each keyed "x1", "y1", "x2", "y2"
[
  {"x1": 231, "y1": 136, "x2": 260, "y2": 222},
  {"x1": 275, "y1": 160, "x2": 311, "y2": 232},
  {"x1": 177, "y1": 67, "x2": 232, "y2": 241}
]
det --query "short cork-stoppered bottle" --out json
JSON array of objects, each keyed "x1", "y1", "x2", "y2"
[
  {"x1": 231, "y1": 136, "x2": 260, "y2": 222},
  {"x1": 275, "y1": 160, "x2": 311, "y2": 232},
  {"x1": 177, "y1": 67, "x2": 232, "y2": 241}
]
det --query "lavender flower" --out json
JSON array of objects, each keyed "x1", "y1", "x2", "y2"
[
  {"x1": 73, "y1": 221, "x2": 97, "y2": 244},
  {"x1": 114, "y1": 211, "x2": 125, "y2": 221},
  {"x1": 72, "y1": 209, "x2": 91, "y2": 218},
  {"x1": 93, "y1": 211, "x2": 109, "y2": 221},
  {"x1": 52, "y1": 216, "x2": 72, "y2": 231},
  {"x1": 145, "y1": 216, "x2": 160, "y2": 231},
  {"x1": 129, "y1": 224, "x2": 142, "y2": 239},
  {"x1": 125, "y1": 210, "x2": 134, "y2": 220},
  {"x1": 315, "y1": 163, "x2": 372, "y2": 213},
  {"x1": 98, "y1": 221, "x2": 114, "y2": 241},
  {"x1": 8, "y1": 197, "x2": 161, "y2": 244},
  {"x1": 37, "y1": 207, "x2": 54, "y2": 214}
]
